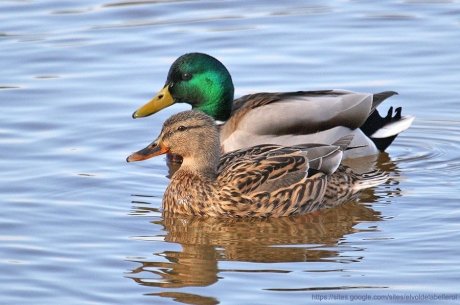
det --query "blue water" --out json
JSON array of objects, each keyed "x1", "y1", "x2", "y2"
[{"x1": 2, "y1": 1, "x2": 460, "y2": 304}]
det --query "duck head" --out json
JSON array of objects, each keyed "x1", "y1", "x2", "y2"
[
  {"x1": 132, "y1": 53, "x2": 235, "y2": 121},
  {"x1": 127, "y1": 110, "x2": 221, "y2": 176}
]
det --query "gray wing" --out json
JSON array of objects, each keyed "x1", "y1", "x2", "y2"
[{"x1": 220, "y1": 90, "x2": 383, "y2": 152}]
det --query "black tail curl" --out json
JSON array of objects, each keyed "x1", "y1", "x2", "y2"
[{"x1": 360, "y1": 106, "x2": 403, "y2": 151}]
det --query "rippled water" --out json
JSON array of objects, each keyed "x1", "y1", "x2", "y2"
[{"x1": 2, "y1": 1, "x2": 460, "y2": 304}]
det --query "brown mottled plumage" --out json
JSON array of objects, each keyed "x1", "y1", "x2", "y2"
[{"x1": 127, "y1": 110, "x2": 388, "y2": 217}]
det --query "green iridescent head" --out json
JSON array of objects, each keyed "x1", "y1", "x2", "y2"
[{"x1": 132, "y1": 53, "x2": 235, "y2": 121}]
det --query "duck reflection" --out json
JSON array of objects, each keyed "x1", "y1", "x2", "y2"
[
  {"x1": 147, "y1": 292, "x2": 219, "y2": 305},
  {"x1": 127, "y1": 152, "x2": 403, "y2": 303},
  {"x1": 342, "y1": 151, "x2": 402, "y2": 175},
  {"x1": 128, "y1": 202, "x2": 382, "y2": 288}
]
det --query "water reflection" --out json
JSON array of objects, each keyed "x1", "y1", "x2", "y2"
[
  {"x1": 127, "y1": 201, "x2": 384, "y2": 288},
  {"x1": 148, "y1": 292, "x2": 219, "y2": 305}
]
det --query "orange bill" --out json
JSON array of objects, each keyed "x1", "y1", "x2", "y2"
[{"x1": 126, "y1": 141, "x2": 169, "y2": 162}]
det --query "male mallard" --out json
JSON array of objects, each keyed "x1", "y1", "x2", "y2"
[
  {"x1": 127, "y1": 110, "x2": 387, "y2": 217},
  {"x1": 132, "y1": 53, "x2": 414, "y2": 158}
]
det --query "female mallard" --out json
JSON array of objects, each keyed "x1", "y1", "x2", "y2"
[
  {"x1": 132, "y1": 53, "x2": 414, "y2": 158},
  {"x1": 127, "y1": 110, "x2": 387, "y2": 217}
]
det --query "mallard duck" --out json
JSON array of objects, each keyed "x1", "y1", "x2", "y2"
[
  {"x1": 132, "y1": 53, "x2": 414, "y2": 159},
  {"x1": 127, "y1": 110, "x2": 387, "y2": 217}
]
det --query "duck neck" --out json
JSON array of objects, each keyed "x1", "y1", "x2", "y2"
[
  {"x1": 196, "y1": 87, "x2": 234, "y2": 121},
  {"x1": 177, "y1": 150, "x2": 220, "y2": 181},
  {"x1": 180, "y1": 161, "x2": 217, "y2": 181}
]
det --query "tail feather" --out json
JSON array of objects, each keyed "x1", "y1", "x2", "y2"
[
  {"x1": 321, "y1": 166, "x2": 388, "y2": 210},
  {"x1": 352, "y1": 170, "x2": 389, "y2": 192},
  {"x1": 371, "y1": 91, "x2": 398, "y2": 111},
  {"x1": 360, "y1": 106, "x2": 415, "y2": 151},
  {"x1": 371, "y1": 114, "x2": 415, "y2": 138}
]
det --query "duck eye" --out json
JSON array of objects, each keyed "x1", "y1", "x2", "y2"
[
  {"x1": 177, "y1": 125, "x2": 187, "y2": 132},
  {"x1": 182, "y1": 72, "x2": 192, "y2": 81}
]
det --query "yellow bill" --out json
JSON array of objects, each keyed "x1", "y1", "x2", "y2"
[{"x1": 132, "y1": 85, "x2": 174, "y2": 118}]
